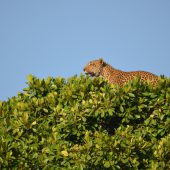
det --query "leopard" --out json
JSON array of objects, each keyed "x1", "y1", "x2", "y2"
[{"x1": 83, "y1": 58, "x2": 159, "y2": 86}]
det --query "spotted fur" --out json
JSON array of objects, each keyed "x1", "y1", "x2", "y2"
[{"x1": 83, "y1": 58, "x2": 159, "y2": 86}]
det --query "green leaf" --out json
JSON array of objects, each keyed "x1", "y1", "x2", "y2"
[
  {"x1": 128, "y1": 93, "x2": 135, "y2": 97},
  {"x1": 104, "y1": 161, "x2": 110, "y2": 168},
  {"x1": 120, "y1": 105, "x2": 124, "y2": 112},
  {"x1": 27, "y1": 74, "x2": 34, "y2": 83},
  {"x1": 43, "y1": 108, "x2": 48, "y2": 113},
  {"x1": 135, "y1": 114, "x2": 140, "y2": 119}
]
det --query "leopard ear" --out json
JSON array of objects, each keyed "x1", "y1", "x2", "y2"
[
  {"x1": 99, "y1": 58, "x2": 106, "y2": 65},
  {"x1": 99, "y1": 58, "x2": 104, "y2": 64}
]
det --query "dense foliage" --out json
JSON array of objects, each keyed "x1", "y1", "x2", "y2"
[{"x1": 0, "y1": 74, "x2": 170, "y2": 169}]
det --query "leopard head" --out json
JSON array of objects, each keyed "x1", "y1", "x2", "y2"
[{"x1": 83, "y1": 58, "x2": 106, "y2": 77}]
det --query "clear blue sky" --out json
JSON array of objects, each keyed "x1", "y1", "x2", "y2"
[{"x1": 0, "y1": 1, "x2": 170, "y2": 101}]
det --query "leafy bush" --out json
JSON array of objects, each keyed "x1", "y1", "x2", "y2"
[{"x1": 0, "y1": 74, "x2": 170, "y2": 169}]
